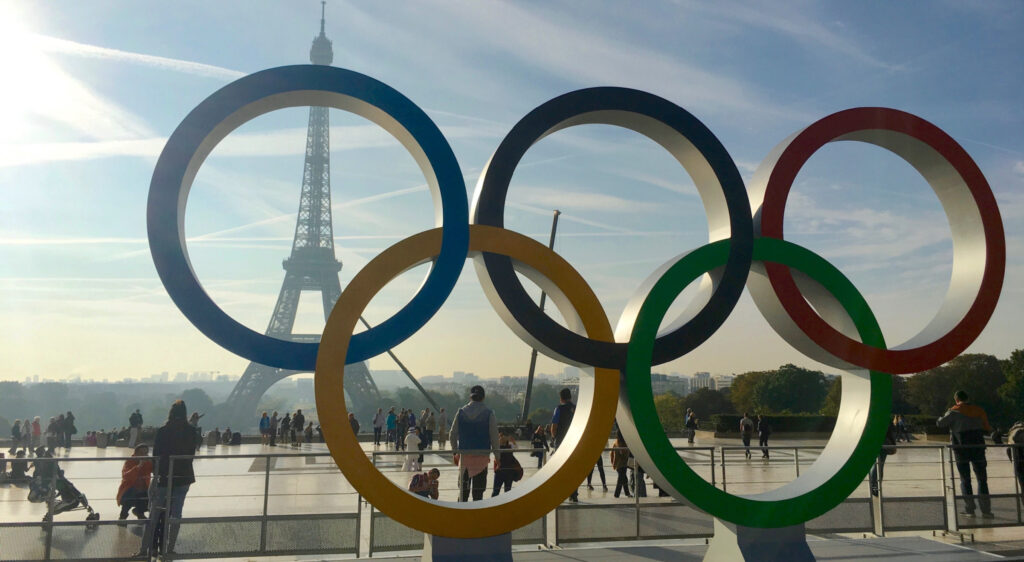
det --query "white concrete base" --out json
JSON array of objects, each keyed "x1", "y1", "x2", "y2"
[
  {"x1": 704, "y1": 518, "x2": 815, "y2": 561},
  {"x1": 423, "y1": 532, "x2": 513, "y2": 562}
]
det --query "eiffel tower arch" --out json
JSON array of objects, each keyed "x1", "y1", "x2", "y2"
[{"x1": 220, "y1": 5, "x2": 380, "y2": 430}]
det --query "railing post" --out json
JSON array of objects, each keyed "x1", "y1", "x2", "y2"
[
  {"x1": 44, "y1": 457, "x2": 56, "y2": 560},
  {"x1": 874, "y1": 456, "x2": 885, "y2": 536},
  {"x1": 355, "y1": 492, "x2": 362, "y2": 558},
  {"x1": 794, "y1": 448, "x2": 800, "y2": 478},
  {"x1": 942, "y1": 445, "x2": 957, "y2": 532},
  {"x1": 163, "y1": 457, "x2": 175, "y2": 558},
  {"x1": 368, "y1": 502, "x2": 376, "y2": 557},
  {"x1": 635, "y1": 455, "x2": 641, "y2": 539},
  {"x1": 1015, "y1": 445, "x2": 1022, "y2": 525},
  {"x1": 709, "y1": 447, "x2": 715, "y2": 488},
  {"x1": 720, "y1": 447, "x2": 727, "y2": 492},
  {"x1": 260, "y1": 454, "x2": 270, "y2": 552}
]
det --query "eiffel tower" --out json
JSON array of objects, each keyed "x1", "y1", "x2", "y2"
[{"x1": 220, "y1": 3, "x2": 380, "y2": 430}]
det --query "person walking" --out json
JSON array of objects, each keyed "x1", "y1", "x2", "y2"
[
  {"x1": 611, "y1": 434, "x2": 632, "y2": 498},
  {"x1": 9, "y1": 420, "x2": 23, "y2": 456},
  {"x1": 491, "y1": 431, "x2": 522, "y2": 497},
  {"x1": 280, "y1": 413, "x2": 291, "y2": 445},
  {"x1": 740, "y1": 413, "x2": 755, "y2": 460},
  {"x1": 396, "y1": 410, "x2": 408, "y2": 451},
  {"x1": 684, "y1": 408, "x2": 698, "y2": 445},
  {"x1": 402, "y1": 427, "x2": 422, "y2": 472},
  {"x1": 292, "y1": 410, "x2": 306, "y2": 446},
  {"x1": 152, "y1": 400, "x2": 200, "y2": 552},
  {"x1": 31, "y1": 417, "x2": 42, "y2": 451},
  {"x1": 551, "y1": 388, "x2": 579, "y2": 502},
  {"x1": 937, "y1": 390, "x2": 994, "y2": 518},
  {"x1": 757, "y1": 415, "x2": 771, "y2": 460},
  {"x1": 869, "y1": 419, "x2": 898, "y2": 496},
  {"x1": 385, "y1": 408, "x2": 397, "y2": 449},
  {"x1": 1005, "y1": 420, "x2": 1024, "y2": 496},
  {"x1": 63, "y1": 411, "x2": 76, "y2": 451},
  {"x1": 117, "y1": 444, "x2": 153, "y2": 523},
  {"x1": 45, "y1": 417, "x2": 58, "y2": 455},
  {"x1": 450, "y1": 385, "x2": 499, "y2": 502},
  {"x1": 128, "y1": 409, "x2": 143, "y2": 449},
  {"x1": 436, "y1": 408, "x2": 449, "y2": 449},
  {"x1": 348, "y1": 413, "x2": 360, "y2": 438},
  {"x1": 422, "y1": 408, "x2": 435, "y2": 449},
  {"x1": 587, "y1": 453, "x2": 608, "y2": 492},
  {"x1": 372, "y1": 408, "x2": 385, "y2": 446},
  {"x1": 269, "y1": 412, "x2": 279, "y2": 446},
  {"x1": 530, "y1": 425, "x2": 549, "y2": 469},
  {"x1": 259, "y1": 413, "x2": 271, "y2": 446}
]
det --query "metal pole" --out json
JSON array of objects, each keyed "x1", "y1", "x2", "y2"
[
  {"x1": 720, "y1": 447, "x2": 727, "y2": 492},
  {"x1": 521, "y1": 209, "x2": 561, "y2": 423},
  {"x1": 163, "y1": 457, "x2": 175, "y2": 558},
  {"x1": 355, "y1": 492, "x2": 362, "y2": 558},
  {"x1": 358, "y1": 316, "x2": 441, "y2": 413},
  {"x1": 260, "y1": 455, "x2": 271, "y2": 552},
  {"x1": 794, "y1": 448, "x2": 800, "y2": 478},
  {"x1": 943, "y1": 446, "x2": 957, "y2": 533},
  {"x1": 44, "y1": 457, "x2": 56, "y2": 560},
  {"x1": 875, "y1": 456, "x2": 885, "y2": 536}
]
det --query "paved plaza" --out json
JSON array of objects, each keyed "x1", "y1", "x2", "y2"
[{"x1": 3, "y1": 435, "x2": 1024, "y2": 559}]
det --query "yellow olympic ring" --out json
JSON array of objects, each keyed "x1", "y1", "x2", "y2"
[{"x1": 314, "y1": 225, "x2": 618, "y2": 538}]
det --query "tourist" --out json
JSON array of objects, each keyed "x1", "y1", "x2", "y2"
[
  {"x1": 684, "y1": 408, "x2": 698, "y2": 445},
  {"x1": 740, "y1": 412, "x2": 755, "y2": 459},
  {"x1": 450, "y1": 385, "x2": 498, "y2": 502},
  {"x1": 436, "y1": 408, "x2": 448, "y2": 449},
  {"x1": 937, "y1": 390, "x2": 993, "y2": 518},
  {"x1": 408, "y1": 468, "x2": 440, "y2": 499},
  {"x1": 9, "y1": 420, "x2": 23, "y2": 455},
  {"x1": 422, "y1": 408, "x2": 435, "y2": 449},
  {"x1": 372, "y1": 408, "x2": 385, "y2": 446},
  {"x1": 611, "y1": 434, "x2": 632, "y2": 498},
  {"x1": 152, "y1": 400, "x2": 199, "y2": 552},
  {"x1": 396, "y1": 410, "x2": 408, "y2": 451},
  {"x1": 530, "y1": 425, "x2": 549, "y2": 468},
  {"x1": 385, "y1": 408, "x2": 397, "y2": 448},
  {"x1": 280, "y1": 413, "x2": 291, "y2": 445},
  {"x1": 128, "y1": 409, "x2": 143, "y2": 449},
  {"x1": 1005, "y1": 420, "x2": 1024, "y2": 495},
  {"x1": 269, "y1": 412, "x2": 279, "y2": 446},
  {"x1": 550, "y1": 388, "x2": 578, "y2": 502},
  {"x1": 293, "y1": 409, "x2": 306, "y2": 446},
  {"x1": 45, "y1": 417, "x2": 58, "y2": 455},
  {"x1": 348, "y1": 412, "x2": 360, "y2": 438},
  {"x1": 587, "y1": 451, "x2": 608, "y2": 492},
  {"x1": 259, "y1": 412, "x2": 271, "y2": 445},
  {"x1": 304, "y1": 422, "x2": 314, "y2": 443},
  {"x1": 402, "y1": 427, "x2": 421, "y2": 472},
  {"x1": 758, "y1": 415, "x2": 771, "y2": 460},
  {"x1": 222, "y1": 427, "x2": 232, "y2": 445},
  {"x1": 117, "y1": 444, "x2": 153, "y2": 523},
  {"x1": 63, "y1": 411, "x2": 76, "y2": 451},
  {"x1": 55, "y1": 414, "x2": 66, "y2": 449},
  {"x1": 492, "y1": 431, "x2": 522, "y2": 497},
  {"x1": 869, "y1": 419, "x2": 898, "y2": 496},
  {"x1": 205, "y1": 428, "x2": 218, "y2": 447},
  {"x1": 31, "y1": 417, "x2": 41, "y2": 450}
]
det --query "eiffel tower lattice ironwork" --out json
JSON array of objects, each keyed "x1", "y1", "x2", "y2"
[{"x1": 221, "y1": 4, "x2": 379, "y2": 429}]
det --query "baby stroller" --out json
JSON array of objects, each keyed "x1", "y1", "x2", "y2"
[{"x1": 28, "y1": 449, "x2": 100, "y2": 529}]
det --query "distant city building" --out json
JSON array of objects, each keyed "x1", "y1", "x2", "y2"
[
  {"x1": 692, "y1": 372, "x2": 712, "y2": 390},
  {"x1": 712, "y1": 374, "x2": 734, "y2": 391},
  {"x1": 652, "y1": 373, "x2": 690, "y2": 396}
]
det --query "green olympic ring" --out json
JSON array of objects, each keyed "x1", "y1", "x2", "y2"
[{"x1": 620, "y1": 237, "x2": 892, "y2": 528}]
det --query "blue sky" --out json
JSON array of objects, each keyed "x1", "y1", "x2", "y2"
[{"x1": 0, "y1": 1, "x2": 1021, "y2": 383}]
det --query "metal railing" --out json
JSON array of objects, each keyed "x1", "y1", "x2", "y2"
[{"x1": 2, "y1": 442, "x2": 1023, "y2": 560}]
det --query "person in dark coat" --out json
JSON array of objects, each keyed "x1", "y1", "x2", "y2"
[{"x1": 152, "y1": 400, "x2": 199, "y2": 552}]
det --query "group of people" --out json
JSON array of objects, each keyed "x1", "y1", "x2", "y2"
[
  {"x1": 373, "y1": 406, "x2": 448, "y2": 450},
  {"x1": 7, "y1": 412, "x2": 77, "y2": 456},
  {"x1": 737, "y1": 412, "x2": 772, "y2": 459},
  {"x1": 257, "y1": 410, "x2": 318, "y2": 446}
]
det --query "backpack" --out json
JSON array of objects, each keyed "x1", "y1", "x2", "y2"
[{"x1": 1008, "y1": 422, "x2": 1024, "y2": 445}]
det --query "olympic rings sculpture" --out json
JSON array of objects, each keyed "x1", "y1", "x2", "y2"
[{"x1": 147, "y1": 65, "x2": 1005, "y2": 536}]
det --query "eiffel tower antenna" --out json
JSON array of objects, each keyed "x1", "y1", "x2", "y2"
[{"x1": 220, "y1": 3, "x2": 381, "y2": 429}]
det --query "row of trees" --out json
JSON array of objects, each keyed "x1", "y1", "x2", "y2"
[{"x1": 650, "y1": 349, "x2": 1024, "y2": 433}]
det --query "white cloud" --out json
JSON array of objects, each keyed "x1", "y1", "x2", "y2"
[{"x1": 29, "y1": 33, "x2": 246, "y2": 81}]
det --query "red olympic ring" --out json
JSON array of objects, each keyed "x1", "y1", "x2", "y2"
[{"x1": 751, "y1": 107, "x2": 1005, "y2": 374}]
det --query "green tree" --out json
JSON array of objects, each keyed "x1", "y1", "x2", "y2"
[
  {"x1": 681, "y1": 388, "x2": 735, "y2": 419},
  {"x1": 820, "y1": 378, "x2": 841, "y2": 416},
  {"x1": 179, "y1": 388, "x2": 215, "y2": 418},
  {"x1": 907, "y1": 353, "x2": 1005, "y2": 423},
  {"x1": 998, "y1": 349, "x2": 1024, "y2": 424},
  {"x1": 528, "y1": 408, "x2": 553, "y2": 426},
  {"x1": 752, "y1": 364, "x2": 828, "y2": 414},
  {"x1": 654, "y1": 392, "x2": 686, "y2": 432},
  {"x1": 730, "y1": 371, "x2": 767, "y2": 414}
]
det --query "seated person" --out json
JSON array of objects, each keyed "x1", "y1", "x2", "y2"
[
  {"x1": 408, "y1": 468, "x2": 440, "y2": 499},
  {"x1": 206, "y1": 428, "x2": 220, "y2": 447},
  {"x1": 9, "y1": 451, "x2": 29, "y2": 481},
  {"x1": 222, "y1": 427, "x2": 232, "y2": 444}
]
